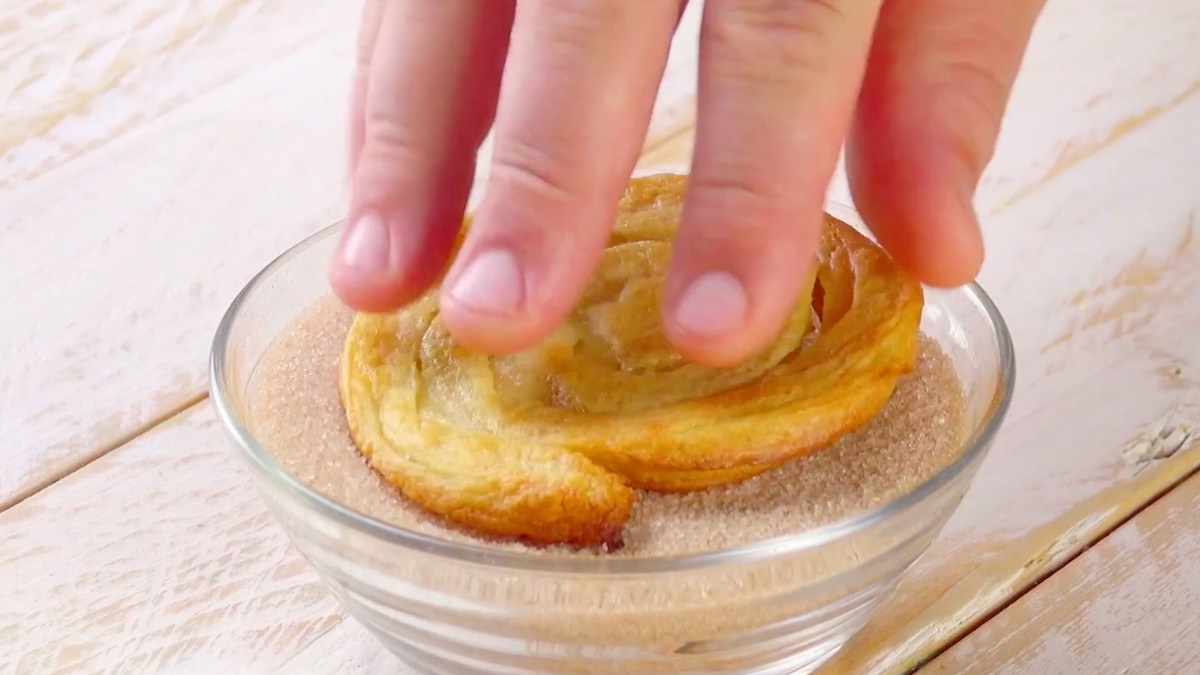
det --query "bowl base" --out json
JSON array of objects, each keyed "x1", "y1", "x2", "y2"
[
  {"x1": 369, "y1": 620, "x2": 860, "y2": 675},
  {"x1": 385, "y1": 642, "x2": 847, "y2": 675}
]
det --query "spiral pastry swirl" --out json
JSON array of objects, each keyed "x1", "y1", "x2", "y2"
[{"x1": 339, "y1": 173, "x2": 924, "y2": 548}]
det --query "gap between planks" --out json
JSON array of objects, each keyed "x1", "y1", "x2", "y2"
[
  {"x1": 908, "y1": 441, "x2": 1200, "y2": 674},
  {"x1": 924, "y1": 461, "x2": 1200, "y2": 672},
  {"x1": 0, "y1": 393, "x2": 208, "y2": 513}
]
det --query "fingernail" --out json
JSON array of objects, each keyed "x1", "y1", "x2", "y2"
[
  {"x1": 446, "y1": 248, "x2": 524, "y2": 316},
  {"x1": 339, "y1": 211, "x2": 392, "y2": 272},
  {"x1": 673, "y1": 271, "x2": 748, "y2": 337}
]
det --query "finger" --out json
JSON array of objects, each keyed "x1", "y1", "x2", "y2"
[
  {"x1": 438, "y1": 0, "x2": 683, "y2": 354},
  {"x1": 347, "y1": 0, "x2": 386, "y2": 178},
  {"x1": 846, "y1": 0, "x2": 1046, "y2": 287},
  {"x1": 664, "y1": 0, "x2": 885, "y2": 367},
  {"x1": 330, "y1": 0, "x2": 515, "y2": 314}
]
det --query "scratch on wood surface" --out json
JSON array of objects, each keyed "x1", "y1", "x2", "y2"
[
  {"x1": 992, "y1": 77, "x2": 1200, "y2": 211},
  {"x1": 638, "y1": 107, "x2": 697, "y2": 168},
  {"x1": 274, "y1": 618, "x2": 404, "y2": 675},
  {"x1": 1, "y1": 0, "x2": 353, "y2": 186},
  {"x1": 1, "y1": 376, "x2": 206, "y2": 512},
  {"x1": 925, "y1": 462, "x2": 1200, "y2": 674},
  {"x1": 893, "y1": 510, "x2": 1117, "y2": 674},
  {"x1": 0, "y1": 404, "x2": 345, "y2": 674},
  {"x1": 640, "y1": 98, "x2": 695, "y2": 153},
  {"x1": 1122, "y1": 363, "x2": 1200, "y2": 467},
  {"x1": 822, "y1": 442, "x2": 1200, "y2": 675},
  {"x1": 1042, "y1": 216, "x2": 1198, "y2": 354}
]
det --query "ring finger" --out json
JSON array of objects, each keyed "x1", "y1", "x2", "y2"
[
  {"x1": 664, "y1": 0, "x2": 885, "y2": 366},
  {"x1": 438, "y1": 0, "x2": 684, "y2": 354}
]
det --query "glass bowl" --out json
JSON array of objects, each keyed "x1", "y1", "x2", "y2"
[{"x1": 210, "y1": 217, "x2": 1015, "y2": 675}]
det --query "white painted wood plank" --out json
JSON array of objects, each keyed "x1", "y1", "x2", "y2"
[
  {"x1": 0, "y1": 403, "x2": 345, "y2": 675},
  {"x1": 4, "y1": 0, "x2": 1200, "y2": 672},
  {"x1": 926, "y1": 464, "x2": 1200, "y2": 674},
  {"x1": 0, "y1": 0, "x2": 360, "y2": 509}
]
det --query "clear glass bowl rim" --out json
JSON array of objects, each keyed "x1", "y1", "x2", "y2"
[{"x1": 209, "y1": 219, "x2": 1017, "y2": 576}]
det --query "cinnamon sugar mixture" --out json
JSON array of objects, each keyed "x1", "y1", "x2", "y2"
[{"x1": 246, "y1": 296, "x2": 969, "y2": 558}]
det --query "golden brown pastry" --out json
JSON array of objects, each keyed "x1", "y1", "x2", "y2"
[{"x1": 338, "y1": 173, "x2": 924, "y2": 549}]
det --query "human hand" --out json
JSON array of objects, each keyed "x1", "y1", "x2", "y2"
[{"x1": 329, "y1": 0, "x2": 1045, "y2": 367}]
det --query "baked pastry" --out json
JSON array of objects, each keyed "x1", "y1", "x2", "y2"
[{"x1": 338, "y1": 173, "x2": 924, "y2": 549}]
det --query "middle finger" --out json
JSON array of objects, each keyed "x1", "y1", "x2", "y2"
[
  {"x1": 665, "y1": 0, "x2": 885, "y2": 366},
  {"x1": 438, "y1": 0, "x2": 685, "y2": 354}
]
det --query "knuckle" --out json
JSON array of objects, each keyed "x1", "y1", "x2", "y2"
[
  {"x1": 684, "y1": 177, "x2": 793, "y2": 257},
  {"x1": 706, "y1": 0, "x2": 849, "y2": 80},
  {"x1": 943, "y1": 57, "x2": 1011, "y2": 124},
  {"x1": 535, "y1": 0, "x2": 626, "y2": 19},
  {"x1": 361, "y1": 113, "x2": 432, "y2": 165},
  {"x1": 490, "y1": 137, "x2": 583, "y2": 211},
  {"x1": 937, "y1": 58, "x2": 1011, "y2": 174},
  {"x1": 721, "y1": 0, "x2": 846, "y2": 35},
  {"x1": 354, "y1": 116, "x2": 434, "y2": 203},
  {"x1": 526, "y1": 0, "x2": 629, "y2": 49}
]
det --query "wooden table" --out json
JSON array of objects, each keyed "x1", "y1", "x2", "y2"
[{"x1": 4, "y1": 1, "x2": 1199, "y2": 673}]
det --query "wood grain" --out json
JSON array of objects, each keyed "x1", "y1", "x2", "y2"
[
  {"x1": 0, "y1": 0, "x2": 700, "y2": 509},
  {"x1": 1, "y1": 0, "x2": 342, "y2": 187},
  {"x1": 821, "y1": 83, "x2": 1200, "y2": 675},
  {"x1": 5, "y1": 0, "x2": 1200, "y2": 672},
  {"x1": 0, "y1": 0, "x2": 359, "y2": 510},
  {"x1": 925, "y1": 456, "x2": 1200, "y2": 674},
  {"x1": 0, "y1": 402, "x2": 347, "y2": 674}
]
